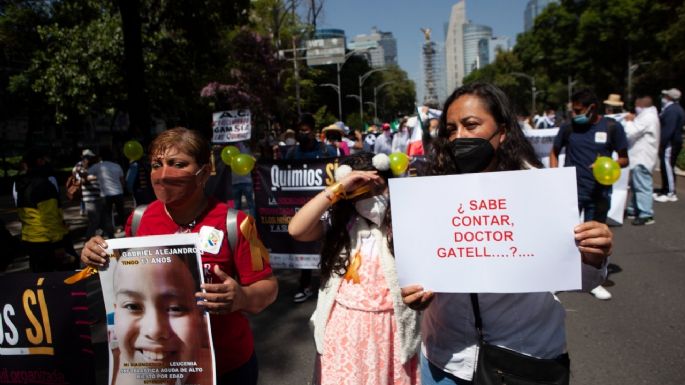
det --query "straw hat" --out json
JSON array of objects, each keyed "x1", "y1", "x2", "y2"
[
  {"x1": 603, "y1": 94, "x2": 624, "y2": 107},
  {"x1": 322, "y1": 124, "x2": 343, "y2": 134}
]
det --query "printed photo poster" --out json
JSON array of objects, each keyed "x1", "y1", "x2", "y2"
[
  {"x1": 389, "y1": 167, "x2": 582, "y2": 293},
  {"x1": 211, "y1": 110, "x2": 251, "y2": 143},
  {"x1": 100, "y1": 234, "x2": 215, "y2": 385}
]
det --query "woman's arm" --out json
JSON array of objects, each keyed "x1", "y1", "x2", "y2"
[{"x1": 288, "y1": 170, "x2": 383, "y2": 242}]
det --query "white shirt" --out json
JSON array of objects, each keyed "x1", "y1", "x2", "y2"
[
  {"x1": 392, "y1": 130, "x2": 409, "y2": 153},
  {"x1": 422, "y1": 261, "x2": 607, "y2": 381},
  {"x1": 374, "y1": 132, "x2": 393, "y2": 155},
  {"x1": 623, "y1": 106, "x2": 660, "y2": 171},
  {"x1": 88, "y1": 161, "x2": 124, "y2": 197}
]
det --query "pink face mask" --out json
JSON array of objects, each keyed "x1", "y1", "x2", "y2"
[{"x1": 151, "y1": 166, "x2": 205, "y2": 206}]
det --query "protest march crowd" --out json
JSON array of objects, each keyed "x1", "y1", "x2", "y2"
[{"x1": 7, "y1": 81, "x2": 684, "y2": 385}]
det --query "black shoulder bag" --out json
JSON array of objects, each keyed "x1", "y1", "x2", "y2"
[{"x1": 470, "y1": 294, "x2": 570, "y2": 385}]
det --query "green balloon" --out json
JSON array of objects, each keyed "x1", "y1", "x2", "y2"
[
  {"x1": 388, "y1": 152, "x2": 410, "y2": 176},
  {"x1": 220, "y1": 145, "x2": 240, "y2": 166},
  {"x1": 231, "y1": 154, "x2": 255, "y2": 176},
  {"x1": 592, "y1": 156, "x2": 621, "y2": 186},
  {"x1": 123, "y1": 140, "x2": 144, "y2": 161}
]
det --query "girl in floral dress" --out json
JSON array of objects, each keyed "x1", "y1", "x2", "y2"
[{"x1": 288, "y1": 152, "x2": 421, "y2": 385}]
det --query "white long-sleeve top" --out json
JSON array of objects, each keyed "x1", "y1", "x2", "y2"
[
  {"x1": 422, "y1": 260, "x2": 607, "y2": 381},
  {"x1": 623, "y1": 105, "x2": 660, "y2": 171}
]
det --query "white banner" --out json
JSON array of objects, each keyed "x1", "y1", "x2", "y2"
[
  {"x1": 212, "y1": 110, "x2": 251, "y2": 143},
  {"x1": 389, "y1": 168, "x2": 581, "y2": 293}
]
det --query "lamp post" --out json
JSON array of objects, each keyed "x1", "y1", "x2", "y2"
[
  {"x1": 627, "y1": 59, "x2": 651, "y2": 109},
  {"x1": 373, "y1": 81, "x2": 395, "y2": 123},
  {"x1": 567, "y1": 75, "x2": 578, "y2": 106},
  {"x1": 331, "y1": 50, "x2": 368, "y2": 120},
  {"x1": 318, "y1": 83, "x2": 341, "y2": 117},
  {"x1": 512, "y1": 72, "x2": 538, "y2": 115},
  {"x1": 359, "y1": 68, "x2": 387, "y2": 123}
]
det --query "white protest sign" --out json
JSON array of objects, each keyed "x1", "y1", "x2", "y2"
[
  {"x1": 389, "y1": 167, "x2": 581, "y2": 293},
  {"x1": 523, "y1": 127, "x2": 561, "y2": 167},
  {"x1": 212, "y1": 109, "x2": 251, "y2": 143}
]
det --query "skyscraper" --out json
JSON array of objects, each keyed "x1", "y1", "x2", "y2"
[
  {"x1": 445, "y1": 0, "x2": 466, "y2": 93},
  {"x1": 489, "y1": 36, "x2": 510, "y2": 63},
  {"x1": 349, "y1": 27, "x2": 398, "y2": 68},
  {"x1": 463, "y1": 23, "x2": 493, "y2": 77},
  {"x1": 524, "y1": 0, "x2": 558, "y2": 31}
]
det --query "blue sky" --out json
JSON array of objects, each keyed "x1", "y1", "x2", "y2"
[{"x1": 316, "y1": 0, "x2": 529, "y2": 92}]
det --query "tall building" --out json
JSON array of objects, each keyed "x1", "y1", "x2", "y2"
[
  {"x1": 524, "y1": 0, "x2": 558, "y2": 31},
  {"x1": 445, "y1": 0, "x2": 466, "y2": 93},
  {"x1": 488, "y1": 36, "x2": 510, "y2": 63},
  {"x1": 463, "y1": 23, "x2": 492, "y2": 77},
  {"x1": 349, "y1": 27, "x2": 398, "y2": 68}
]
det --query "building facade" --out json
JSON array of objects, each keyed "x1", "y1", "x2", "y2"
[
  {"x1": 444, "y1": 0, "x2": 466, "y2": 93},
  {"x1": 463, "y1": 23, "x2": 493, "y2": 77},
  {"x1": 349, "y1": 27, "x2": 398, "y2": 68},
  {"x1": 524, "y1": 0, "x2": 558, "y2": 31}
]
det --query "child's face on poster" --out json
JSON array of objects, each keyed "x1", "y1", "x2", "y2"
[{"x1": 113, "y1": 256, "x2": 203, "y2": 366}]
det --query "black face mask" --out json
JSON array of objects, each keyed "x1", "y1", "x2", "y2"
[
  {"x1": 447, "y1": 131, "x2": 499, "y2": 174},
  {"x1": 297, "y1": 132, "x2": 313, "y2": 147}
]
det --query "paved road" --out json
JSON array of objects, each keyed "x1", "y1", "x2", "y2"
[{"x1": 1, "y1": 175, "x2": 683, "y2": 385}]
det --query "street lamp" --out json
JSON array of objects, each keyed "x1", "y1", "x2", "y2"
[
  {"x1": 318, "y1": 83, "x2": 341, "y2": 117},
  {"x1": 567, "y1": 75, "x2": 578, "y2": 106},
  {"x1": 512, "y1": 72, "x2": 539, "y2": 115},
  {"x1": 359, "y1": 68, "x2": 387, "y2": 123},
  {"x1": 373, "y1": 81, "x2": 395, "y2": 122},
  {"x1": 331, "y1": 49, "x2": 370, "y2": 120},
  {"x1": 627, "y1": 59, "x2": 651, "y2": 109}
]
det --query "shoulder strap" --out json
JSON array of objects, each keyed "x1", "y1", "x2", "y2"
[
  {"x1": 470, "y1": 293, "x2": 484, "y2": 342},
  {"x1": 225, "y1": 208, "x2": 240, "y2": 256},
  {"x1": 131, "y1": 204, "x2": 148, "y2": 236}
]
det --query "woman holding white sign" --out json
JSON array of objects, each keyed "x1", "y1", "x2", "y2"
[
  {"x1": 401, "y1": 83, "x2": 613, "y2": 385},
  {"x1": 289, "y1": 152, "x2": 421, "y2": 385}
]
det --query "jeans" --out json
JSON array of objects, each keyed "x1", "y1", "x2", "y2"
[
  {"x1": 232, "y1": 182, "x2": 255, "y2": 217},
  {"x1": 421, "y1": 353, "x2": 472, "y2": 385},
  {"x1": 627, "y1": 165, "x2": 654, "y2": 218},
  {"x1": 85, "y1": 199, "x2": 110, "y2": 238},
  {"x1": 578, "y1": 187, "x2": 611, "y2": 223}
]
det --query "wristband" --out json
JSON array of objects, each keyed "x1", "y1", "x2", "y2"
[{"x1": 325, "y1": 182, "x2": 346, "y2": 204}]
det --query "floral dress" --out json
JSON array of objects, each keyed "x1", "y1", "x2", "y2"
[{"x1": 319, "y1": 232, "x2": 419, "y2": 385}]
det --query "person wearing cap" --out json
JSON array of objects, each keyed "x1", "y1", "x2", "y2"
[
  {"x1": 73, "y1": 149, "x2": 96, "y2": 215},
  {"x1": 322, "y1": 123, "x2": 350, "y2": 156},
  {"x1": 374, "y1": 123, "x2": 393, "y2": 155},
  {"x1": 77, "y1": 150, "x2": 111, "y2": 238},
  {"x1": 654, "y1": 88, "x2": 685, "y2": 202},
  {"x1": 550, "y1": 88, "x2": 629, "y2": 301}
]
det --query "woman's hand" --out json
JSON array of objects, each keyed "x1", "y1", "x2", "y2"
[
  {"x1": 196, "y1": 265, "x2": 246, "y2": 314},
  {"x1": 339, "y1": 170, "x2": 384, "y2": 195},
  {"x1": 401, "y1": 284, "x2": 434, "y2": 311},
  {"x1": 575, "y1": 221, "x2": 613, "y2": 268},
  {"x1": 80, "y1": 235, "x2": 109, "y2": 268}
]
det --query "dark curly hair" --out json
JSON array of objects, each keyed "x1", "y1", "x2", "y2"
[
  {"x1": 431, "y1": 82, "x2": 542, "y2": 175},
  {"x1": 319, "y1": 152, "x2": 393, "y2": 287}
]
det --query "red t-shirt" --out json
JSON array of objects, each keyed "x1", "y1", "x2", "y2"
[{"x1": 125, "y1": 198, "x2": 273, "y2": 373}]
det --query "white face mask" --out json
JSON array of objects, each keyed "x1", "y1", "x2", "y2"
[
  {"x1": 354, "y1": 194, "x2": 388, "y2": 226},
  {"x1": 661, "y1": 97, "x2": 670, "y2": 106},
  {"x1": 635, "y1": 106, "x2": 644, "y2": 115},
  {"x1": 285, "y1": 138, "x2": 296, "y2": 146}
]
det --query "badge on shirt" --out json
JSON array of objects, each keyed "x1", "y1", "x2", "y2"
[
  {"x1": 198, "y1": 226, "x2": 223, "y2": 254},
  {"x1": 595, "y1": 132, "x2": 608, "y2": 143}
]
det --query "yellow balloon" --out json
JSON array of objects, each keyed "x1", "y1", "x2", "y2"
[
  {"x1": 220, "y1": 145, "x2": 240, "y2": 166},
  {"x1": 123, "y1": 140, "x2": 144, "y2": 161},
  {"x1": 231, "y1": 154, "x2": 255, "y2": 176},
  {"x1": 388, "y1": 152, "x2": 410, "y2": 176},
  {"x1": 592, "y1": 156, "x2": 621, "y2": 186}
]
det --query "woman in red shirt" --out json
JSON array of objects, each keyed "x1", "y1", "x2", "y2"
[{"x1": 81, "y1": 127, "x2": 278, "y2": 385}]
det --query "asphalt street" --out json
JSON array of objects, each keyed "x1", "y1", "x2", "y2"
[{"x1": 1, "y1": 174, "x2": 683, "y2": 385}]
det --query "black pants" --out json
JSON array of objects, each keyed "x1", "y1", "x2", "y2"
[
  {"x1": 24, "y1": 237, "x2": 79, "y2": 273},
  {"x1": 658, "y1": 142, "x2": 681, "y2": 195},
  {"x1": 104, "y1": 194, "x2": 127, "y2": 228},
  {"x1": 216, "y1": 351, "x2": 258, "y2": 385}
]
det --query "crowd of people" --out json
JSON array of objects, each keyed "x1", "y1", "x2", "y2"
[{"x1": 5, "y1": 81, "x2": 684, "y2": 384}]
